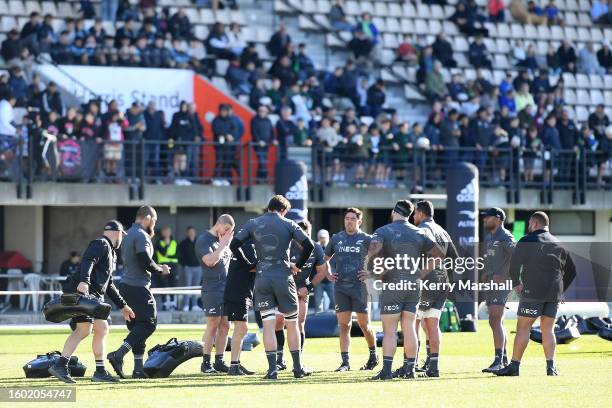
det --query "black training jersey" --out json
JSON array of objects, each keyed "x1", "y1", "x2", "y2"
[
  {"x1": 233, "y1": 212, "x2": 311, "y2": 278},
  {"x1": 290, "y1": 242, "x2": 325, "y2": 287},
  {"x1": 372, "y1": 220, "x2": 436, "y2": 283},
  {"x1": 224, "y1": 241, "x2": 258, "y2": 303},
  {"x1": 325, "y1": 230, "x2": 372, "y2": 287},
  {"x1": 483, "y1": 226, "x2": 516, "y2": 279},
  {"x1": 418, "y1": 218, "x2": 459, "y2": 282}
]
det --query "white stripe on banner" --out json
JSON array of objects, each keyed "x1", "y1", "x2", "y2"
[{"x1": 0, "y1": 288, "x2": 203, "y2": 296}]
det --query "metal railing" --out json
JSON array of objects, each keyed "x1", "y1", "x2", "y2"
[{"x1": 2, "y1": 135, "x2": 609, "y2": 204}]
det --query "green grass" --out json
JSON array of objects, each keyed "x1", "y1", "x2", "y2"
[{"x1": 0, "y1": 321, "x2": 610, "y2": 407}]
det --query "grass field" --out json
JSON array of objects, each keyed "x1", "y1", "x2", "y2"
[{"x1": 0, "y1": 320, "x2": 610, "y2": 407}]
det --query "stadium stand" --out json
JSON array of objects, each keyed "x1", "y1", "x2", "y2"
[{"x1": 0, "y1": 0, "x2": 611, "y2": 195}]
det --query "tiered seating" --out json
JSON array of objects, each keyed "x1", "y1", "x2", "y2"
[
  {"x1": 0, "y1": 0, "x2": 264, "y2": 57},
  {"x1": 279, "y1": 0, "x2": 612, "y2": 119}
]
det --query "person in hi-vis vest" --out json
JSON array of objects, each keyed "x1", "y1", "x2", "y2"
[{"x1": 154, "y1": 226, "x2": 179, "y2": 310}]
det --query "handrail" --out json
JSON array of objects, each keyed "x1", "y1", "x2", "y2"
[{"x1": 36, "y1": 55, "x2": 103, "y2": 104}]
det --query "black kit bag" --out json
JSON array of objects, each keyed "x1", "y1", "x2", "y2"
[
  {"x1": 143, "y1": 338, "x2": 203, "y2": 378},
  {"x1": 23, "y1": 351, "x2": 87, "y2": 378},
  {"x1": 43, "y1": 293, "x2": 112, "y2": 323}
]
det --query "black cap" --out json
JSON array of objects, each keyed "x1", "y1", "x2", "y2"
[
  {"x1": 480, "y1": 208, "x2": 505, "y2": 221},
  {"x1": 104, "y1": 220, "x2": 126, "y2": 235}
]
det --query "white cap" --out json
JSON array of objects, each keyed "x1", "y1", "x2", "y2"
[{"x1": 317, "y1": 229, "x2": 329, "y2": 239}]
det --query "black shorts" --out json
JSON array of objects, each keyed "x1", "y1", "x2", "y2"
[
  {"x1": 517, "y1": 298, "x2": 559, "y2": 319},
  {"x1": 485, "y1": 289, "x2": 511, "y2": 306},
  {"x1": 225, "y1": 300, "x2": 249, "y2": 322}
]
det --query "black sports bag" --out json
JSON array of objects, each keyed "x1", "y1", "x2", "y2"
[
  {"x1": 143, "y1": 338, "x2": 203, "y2": 378},
  {"x1": 43, "y1": 293, "x2": 112, "y2": 323},
  {"x1": 23, "y1": 351, "x2": 87, "y2": 378}
]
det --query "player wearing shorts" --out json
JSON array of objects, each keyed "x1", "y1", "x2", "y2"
[
  {"x1": 359, "y1": 200, "x2": 442, "y2": 380},
  {"x1": 325, "y1": 208, "x2": 378, "y2": 372},
  {"x1": 224, "y1": 238, "x2": 257, "y2": 376},
  {"x1": 230, "y1": 195, "x2": 315, "y2": 380},
  {"x1": 494, "y1": 212, "x2": 575, "y2": 377},
  {"x1": 480, "y1": 208, "x2": 516, "y2": 373},
  {"x1": 412, "y1": 200, "x2": 458, "y2": 378},
  {"x1": 49, "y1": 220, "x2": 135, "y2": 383},
  {"x1": 274, "y1": 220, "x2": 328, "y2": 369},
  {"x1": 196, "y1": 214, "x2": 235, "y2": 374}
]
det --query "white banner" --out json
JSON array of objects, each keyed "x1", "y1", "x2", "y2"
[{"x1": 38, "y1": 65, "x2": 194, "y2": 119}]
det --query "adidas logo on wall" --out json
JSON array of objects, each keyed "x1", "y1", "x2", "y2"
[
  {"x1": 285, "y1": 175, "x2": 308, "y2": 200},
  {"x1": 456, "y1": 178, "x2": 476, "y2": 203}
]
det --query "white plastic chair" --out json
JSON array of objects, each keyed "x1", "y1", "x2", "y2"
[
  {"x1": 23, "y1": 273, "x2": 42, "y2": 312},
  {"x1": 5, "y1": 269, "x2": 25, "y2": 309}
]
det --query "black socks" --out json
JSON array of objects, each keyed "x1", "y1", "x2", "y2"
[
  {"x1": 56, "y1": 355, "x2": 70, "y2": 368},
  {"x1": 341, "y1": 351, "x2": 349, "y2": 365},
  {"x1": 290, "y1": 350, "x2": 302, "y2": 371},
  {"x1": 265, "y1": 351, "x2": 277, "y2": 373},
  {"x1": 134, "y1": 354, "x2": 144, "y2": 372},
  {"x1": 95, "y1": 359, "x2": 105, "y2": 374}
]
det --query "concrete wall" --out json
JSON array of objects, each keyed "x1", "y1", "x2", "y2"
[
  {"x1": 45, "y1": 207, "x2": 116, "y2": 275},
  {"x1": 3, "y1": 206, "x2": 44, "y2": 272}
]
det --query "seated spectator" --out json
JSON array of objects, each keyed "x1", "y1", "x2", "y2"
[
  {"x1": 139, "y1": 18, "x2": 158, "y2": 43},
  {"x1": 96, "y1": 35, "x2": 118, "y2": 66},
  {"x1": 488, "y1": 0, "x2": 506, "y2": 22},
  {"x1": 544, "y1": 0, "x2": 563, "y2": 25},
  {"x1": 289, "y1": 83, "x2": 312, "y2": 124},
  {"x1": 42, "y1": 82, "x2": 65, "y2": 117},
  {"x1": 59, "y1": 251, "x2": 80, "y2": 277},
  {"x1": 69, "y1": 37, "x2": 89, "y2": 64},
  {"x1": 1, "y1": 29, "x2": 23, "y2": 65},
  {"x1": 187, "y1": 38, "x2": 208, "y2": 72},
  {"x1": 397, "y1": 35, "x2": 418, "y2": 65},
  {"x1": 531, "y1": 69, "x2": 554, "y2": 105},
  {"x1": 597, "y1": 126, "x2": 612, "y2": 186},
  {"x1": 366, "y1": 79, "x2": 386, "y2": 118},
  {"x1": 227, "y1": 23, "x2": 246, "y2": 56},
  {"x1": 294, "y1": 43, "x2": 316, "y2": 81},
  {"x1": 267, "y1": 22, "x2": 291, "y2": 58},
  {"x1": 38, "y1": 14, "x2": 56, "y2": 52},
  {"x1": 169, "y1": 8, "x2": 192, "y2": 40},
  {"x1": 207, "y1": 23, "x2": 234, "y2": 60},
  {"x1": 598, "y1": 41, "x2": 612, "y2": 73},
  {"x1": 578, "y1": 43, "x2": 606, "y2": 75},
  {"x1": 145, "y1": 35, "x2": 172, "y2": 68},
  {"x1": 511, "y1": 39, "x2": 527, "y2": 67},
  {"x1": 514, "y1": 83, "x2": 536, "y2": 112},
  {"x1": 225, "y1": 57, "x2": 251, "y2": 95},
  {"x1": 240, "y1": 42, "x2": 261, "y2": 69},
  {"x1": 519, "y1": 43, "x2": 539, "y2": 73},
  {"x1": 499, "y1": 71, "x2": 514, "y2": 96},
  {"x1": 509, "y1": 0, "x2": 547, "y2": 25},
  {"x1": 117, "y1": 37, "x2": 136, "y2": 66},
  {"x1": 74, "y1": 18, "x2": 88, "y2": 40},
  {"x1": 115, "y1": 17, "x2": 137, "y2": 48},
  {"x1": 473, "y1": 68, "x2": 494, "y2": 96},
  {"x1": 329, "y1": 0, "x2": 353, "y2": 31},
  {"x1": 89, "y1": 19, "x2": 107, "y2": 44},
  {"x1": 557, "y1": 40, "x2": 577, "y2": 73},
  {"x1": 591, "y1": 0, "x2": 612, "y2": 25},
  {"x1": 589, "y1": 104, "x2": 610, "y2": 140},
  {"x1": 268, "y1": 55, "x2": 298, "y2": 90},
  {"x1": 498, "y1": 89, "x2": 517, "y2": 115},
  {"x1": 417, "y1": 46, "x2": 434, "y2": 84},
  {"x1": 450, "y1": 2, "x2": 489, "y2": 36},
  {"x1": 51, "y1": 31, "x2": 73, "y2": 64},
  {"x1": 356, "y1": 13, "x2": 379, "y2": 47},
  {"x1": 448, "y1": 73, "x2": 469, "y2": 102},
  {"x1": 513, "y1": 69, "x2": 531, "y2": 91},
  {"x1": 468, "y1": 36, "x2": 492, "y2": 69},
  {"x1": 546, "y1": 44, "x2": 562, "y2": 75},
  {"x1": 348, "y1": 28, "x2": 374, "y2": 60},
  {"x1": 171, "y1": 40, "x2": 191, "y2": 69},
  {"x1": 7, "y1": 67, "x2": 27, "y2": 107},
  {"x1": 425, "y1": 61, "x2": 447, "y2": 101},
  {"x1": 433, "y1": 32, "x2": 457, "y2": 68}
]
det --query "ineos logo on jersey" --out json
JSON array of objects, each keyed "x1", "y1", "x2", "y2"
[
  {"x1": 258, "y1": 300, "x2": 270, "y2": 308},
  {"x1": 338, "y1": 246, "x2": 361, "y2": 253},
  {"x1": 520, "y1": 308, "x2": 538, "y2": 315},
  {"x1": 384, "y1": 305, "x2": 400, "y2": 311}
]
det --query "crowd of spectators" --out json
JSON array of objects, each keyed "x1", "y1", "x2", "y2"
[{"x1": 1, "y1": 0, "x2": 611, "y2": 190}]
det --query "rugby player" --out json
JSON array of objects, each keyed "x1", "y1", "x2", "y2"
[
  {"x1": 325, "y1": 208, "x2": 378, "y2": 372},
  {"x1": 494, "y1": 212, "x2": 575, "y2": 376},
  {"x1": 108, "y1": 206, "x2": 170, "y2": 379},
  {"x1": 411, "y1": 200, "x2": 458, "y2": 378},
  {"x1": 224, "y1": 237, "x2": 258, "y2": 376},
  {"x1": 275, "y1": 220, "x2": 328, "y2": 369},
  {"x1": 359, "y1": 200, "x2": 442, "y2": 380},
  {"x1": 196, "y1": 214, "x2": 235, "y2": 374},
  {"x1": 229, "y1": 195, "x2": 315, "y2": 379},
  {"x1": 49, "y1": 220, "x2": 135, "y2": 383},
  {"x1": 480, "y1": 208, "x2": 516, "y2": 373}
]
